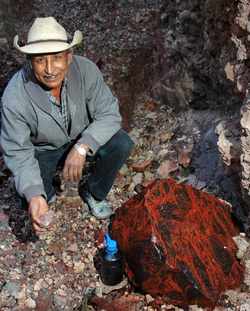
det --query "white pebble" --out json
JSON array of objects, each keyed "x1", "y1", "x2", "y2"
[{"x1": 25, "y1": 297, "x2": 36, "y2": 308}]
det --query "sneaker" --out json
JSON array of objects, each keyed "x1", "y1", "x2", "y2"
[{"x1": 83, "y1": 192, "x2": 113, "y2": 220}]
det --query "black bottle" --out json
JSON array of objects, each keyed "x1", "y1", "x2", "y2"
[{"x1": 100, "y1": 233, "x2": 124, "y2": 286}]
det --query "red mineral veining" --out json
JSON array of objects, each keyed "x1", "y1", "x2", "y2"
[{"x1": 110, "y1": 178, "x2": 244, "y2": 308}]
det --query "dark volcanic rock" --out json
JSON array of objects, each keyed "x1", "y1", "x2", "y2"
[
  {"x1": 111, "y1": 178, "x2": 244, "y2": 308},
  {"x1": 150, "y1": 0, "x2": 241, "y2": 111}
]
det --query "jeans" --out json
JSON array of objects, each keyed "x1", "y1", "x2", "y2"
[{"x1": 28, "y1": 129, "x2": 134, "y2": 202}]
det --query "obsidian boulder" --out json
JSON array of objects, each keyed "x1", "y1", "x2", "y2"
[{"x1": 111, "y1": 178, "x2": 244, "y2": 308}]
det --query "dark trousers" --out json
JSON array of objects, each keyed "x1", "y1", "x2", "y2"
[{"x1": 34, "y1": 129, "x2": 134, "y2": 202}]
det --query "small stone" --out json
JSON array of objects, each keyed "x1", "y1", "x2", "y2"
[
  {"x1": 185, "y1": 175, "x2": 206, "y2": 190},
  {"x1": 145, "y1": 294, "x2": 154, "y2": 303},
  {"x1": 36, "y1": 289, "x2": 53, "y2": 311},
  {"x1": 16, "y1": 286, "x2": 26, "y2": 300},
  {"x1": 132, "y1": 160, "x2": 152, "y2": 172},
  {"x1": 160, "y1": 132, "x2": 174, "y2": 143},
  {"x1": 233, "y1": 235, "x2": 249, "y2": 259},
  {"x1": 1, "y1": 204, "x2": 10, "y2": 211},
  {"x1": 144, "y1": 171, "x2": 154, "y2": 182},
  {"x1": 224, "y1": 62, "x2": 235, "y2": 82},
  {"x1": 25, "y1": 297, "x2": 36, "y2": 308},
  {"x1": 145, "y1": 112, "x2": 157, "y2": 120},
  {"x1": 73, "y1": 261, "x2": 85, "y2": 273},
  {"x1": 240, "y1": 303, "x2": 250, "y2": 311},
  {"x1": 89, "y1": 216, "x2": 97, "y2": 223},
  {"x1": 54, "y1": 294, "x2": 67, "y2": 309},
  {"x1": 100, "y1": 278, "x2": 128, "y2": 295},
  {"x1": 119, "y1": 164, "x2": 129, "y2": 176},
  {"x1": 56, "y1": 288, "x2": 67, "y2": 296},
  {"x1": 3, "y1": 281, "x2": 21, "y2": 299},
  {"x1": 34, "y1": 279, "x2": 44, "y2": 291},
  {"x1": 176, "y1": 141, "x2": 193, "y2": 168},
  {"x1": 46, "y1": 278, "x2": 53, "y2": 286},
  {"x1": 129, "y1": 129, "x2": 141, "y2": 144},
  {"x1": 67, "y1": 242, "x2": 78, "y2": 253},
  {"x1": 39, "y1": 210, "x2": 55, "y2": 227},
  {"x1": 158, "y1": 148, "x2": 171, "y2": 160},
  {"x1": 0, "y1": 212, "x2": 8, "y2": 221},
  {"x1": 95, "y1": 286, "x2": 103, "y2": 298},
  {"x1": 157, "y1": 159, "x2": 178, "y2": 178},
  {"x1": 135, "y1": 12, "x2": 142, "y2": 23},
  {"x1": 132, "y1": 173, "x2": 143, "y2": 185},
  {"x1": 54, "y1": 260, "x2": 69, "y2": 273},
  {"x1": 216, "y1": 119, "x2": 240, "y2": 166},
  {"x1": 128, "y1": 182, "x2": 136, "y2": 192}
]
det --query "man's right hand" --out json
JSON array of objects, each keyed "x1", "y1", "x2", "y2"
[{"x1": 28, "y1": 195, "x2": 49, "y2": 234}]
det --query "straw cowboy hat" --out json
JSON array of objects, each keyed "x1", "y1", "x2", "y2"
[{"x1": 13, "y1": 17, "x2": 83, "y2": 54}]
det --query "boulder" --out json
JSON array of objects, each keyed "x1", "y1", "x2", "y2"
[{"x1": 110, "y1": 178, "x2": 244, "y2": 308}]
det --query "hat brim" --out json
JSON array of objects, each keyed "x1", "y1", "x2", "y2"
[{"x1": 14, "y1": 30, "x2": 83, "y2": 54}]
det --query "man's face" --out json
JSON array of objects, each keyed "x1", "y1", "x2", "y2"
[{"x1": 31, "y1": 50, "x2": 72, "y2": 91}]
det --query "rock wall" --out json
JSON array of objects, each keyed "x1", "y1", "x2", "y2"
[
  {"x1": 235, "y1": 1, "x2": 250, "y2": 215},
  {"x1": 151, "y1": 0, "x2": 243, "y2": 111}
]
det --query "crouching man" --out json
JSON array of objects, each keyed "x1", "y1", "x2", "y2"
[{"x1": 0, "y1": 17, "x2": 134, "y2": 234}]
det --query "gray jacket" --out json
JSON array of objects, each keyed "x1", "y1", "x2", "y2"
[{"x1": 0, "y1": 55, "x2": 121, "y2": 201}]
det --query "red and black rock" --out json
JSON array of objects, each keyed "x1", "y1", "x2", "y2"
[{"x1": 110, "y1": 178, "x2": 244, "y2": 308}]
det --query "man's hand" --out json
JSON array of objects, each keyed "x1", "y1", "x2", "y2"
[
  {"x1": 63, "y1": 144, "x2": 88, "y2": 182},
  {"x1": 28, "y1": 195, "x2": 49, "y2": 234}
]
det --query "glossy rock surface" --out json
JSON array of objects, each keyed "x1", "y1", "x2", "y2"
[{"x1": 111, "y1": 178, "x2": 244, "y2": 307}]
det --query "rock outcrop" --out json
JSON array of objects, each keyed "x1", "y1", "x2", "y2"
[
  {"x1": 151, "y1": 0, "x2": 242, "y2": 111},
  {"x1": 229, "y1": 0, "x2": 250, "y2": 218}
]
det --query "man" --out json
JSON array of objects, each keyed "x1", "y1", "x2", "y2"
[{"x1": 0, "y1": 17, "x2": 134, "y2": 234}]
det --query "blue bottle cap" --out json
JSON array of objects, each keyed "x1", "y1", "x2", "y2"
[{"x1": 104, "y1": 233, "x2": 118, "y2": 256}]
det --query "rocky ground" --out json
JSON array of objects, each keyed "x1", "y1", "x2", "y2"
[
  {"x1": 1, "y1": 0, "x2": 250, "y2": 310},
  {"x1": 0, "y1": 97, "x2": 250, "y2": 310}
]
